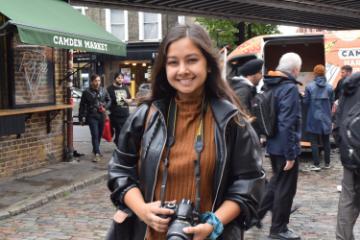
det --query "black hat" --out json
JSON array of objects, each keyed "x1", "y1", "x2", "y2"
[{"x1": 239, "y1": 59, "x2": 264, "y2": 76}]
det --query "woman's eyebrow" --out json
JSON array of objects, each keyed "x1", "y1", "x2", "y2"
[{"x1": 167, "y1": 53, "x2": 199, "y2": 59}]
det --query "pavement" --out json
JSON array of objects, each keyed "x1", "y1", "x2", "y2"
[
  {"x1": 0, "y1": 125, "x2": 114, "y2": 220},
  {"x1": 0, "y1": 127, "x2": 359, "y2": 239}
]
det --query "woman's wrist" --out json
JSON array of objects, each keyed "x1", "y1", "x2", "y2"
[{"x1": 200, "y1": 212, "x2": 224, "y2": 239}]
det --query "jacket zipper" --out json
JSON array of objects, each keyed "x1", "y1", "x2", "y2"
[
  {"x1": 144, "y1": 106, "x2": 167, "y2": 240},
  {"x1": 212, "y1": 111, "x2": 238, "y2": 211}
]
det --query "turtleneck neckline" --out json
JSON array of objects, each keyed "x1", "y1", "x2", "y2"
[{"x1": 175, "y1": 94, "x2": 203, "y2": 114}]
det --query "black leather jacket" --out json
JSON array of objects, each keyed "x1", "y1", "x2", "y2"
[
  {"x1": 79, "y1": 87, "x2": 111, "y2": 120},
  {"x1": 107, "y1": 98, "x2": 265, "y2": 240},
  {"x1": 230, "y1": 76, "x2": 257, "y2": 111}
]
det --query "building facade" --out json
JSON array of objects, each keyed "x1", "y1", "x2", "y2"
[
  {"x1": 0, "y1": 1, "x2": 125, "y2": 178},
  {"x1": 73, "y1": 6, "x2": 194, "y2": 96}
]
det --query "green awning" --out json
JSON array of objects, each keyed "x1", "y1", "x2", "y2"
[{"x1": 0, "y1": 0, "x2": 126, "y2": 56}]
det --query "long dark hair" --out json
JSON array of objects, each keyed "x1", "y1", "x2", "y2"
[{"x1": 147, "y1": 24, "x2": 249, "y2": 119}]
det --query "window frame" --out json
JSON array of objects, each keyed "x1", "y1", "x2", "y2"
[
  {"x1": 105, "y1": 9, "x2": 128, "y2": 42},
  {"x1": 138, "y1": 12, "x2": 162, "y2": 41}
]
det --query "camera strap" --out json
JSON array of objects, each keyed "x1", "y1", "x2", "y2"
[{"x1": 160, "y1": 97, "x2": 207, "y2": 214}]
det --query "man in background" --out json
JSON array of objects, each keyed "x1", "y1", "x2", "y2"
[
  {"x1": 229, "y1": 58, "x2": 264, "y2": 112},
  {"x1": 107, "y1": 73, "x2": 132, "y2": 146},
  {"x1": 334, "y1": 72, "x2": 360, "y2": 240},
  {"x1": 257, "y1": 52, "x2": 302, "y2": 240},
  {"x1": 335, "y1": 65, "x2": 352, "y2": 101}
]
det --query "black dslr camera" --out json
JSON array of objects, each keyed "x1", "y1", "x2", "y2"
[{"x1": 162, "y1": 199, "x2": 199, "y2": 240}]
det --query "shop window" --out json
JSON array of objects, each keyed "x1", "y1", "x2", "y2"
[
  {"x1": 139, "y1": 12, "x2": 162, "y2": 41},
  {"x1": 7, "y1": 33, "x2": 55, "y2": 108},
  {"x1": 106, "y1": 9, "x2": 128, "y2": 42}
]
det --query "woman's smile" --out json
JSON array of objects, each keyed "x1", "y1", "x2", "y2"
[{"x1": 166, "y1": 37, "x2": 208, "y2": 99}]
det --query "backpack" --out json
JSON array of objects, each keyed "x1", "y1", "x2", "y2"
[
  {"x1": 336, "y1": 74, "x2": 360, "y2": 168},
  {"x1": 251, "y1": 85, "x2": 277, "y2": 137},
  {"x1": 341, "y1": 101, "x2": 360, "y2": 166},
  {"x1": 251, "y1": 79, "x2": 292, "y2": 138}
]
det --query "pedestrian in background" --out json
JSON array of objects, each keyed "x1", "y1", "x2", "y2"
[
  {"x1": 229, "y1": 58, "x2": 264, "y2": 112},
  {"x1": 304, "y1": 64, "x2": 334, "y2": 171},
  {"x1": 334, "y1": 72, "x2": 360, "y2": 240},
  {"x1": 257, "y1": 52, "x2": 302, "y2": 240},
  {"x1": 107, "y1": 23, "x2": 265, "y2": 240},
  {"x1": 107, "y1": 73, "x2": 132, "y2": 146},
  {"x1": 79, "y1": 74, "x2": 111, "y2": 162},
  {"x1": 334, "y1": 65, "x2": 352, "y2": 101}
]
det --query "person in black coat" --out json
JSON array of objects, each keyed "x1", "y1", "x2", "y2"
[
  {"x1": 334, "y1": 65, "x2": 352, "y2": 101},
  {"x1": 79, "y1": 74, "x2": 111, "y2": 162},
  {"x1": 107, "y1": 73, "x2": 132, "y2": 146},
  {"x1": 229, "y1": 58, "x2": 263, "y2": 112},
  {"x1": 334, "y1": 72, "x2": 360, "y2": 240}
]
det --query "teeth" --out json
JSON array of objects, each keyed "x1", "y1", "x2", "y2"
[{"x1": 179, "y1": 79, "x2": 191, "y2": 85}]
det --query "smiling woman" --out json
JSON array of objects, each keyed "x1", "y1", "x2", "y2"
[
  {"x1": 107, "y1": 24, "x2": 265, "y2": 240},
  {"x1": 165, "y1": 37, "x2": 208, "y2": 100}
]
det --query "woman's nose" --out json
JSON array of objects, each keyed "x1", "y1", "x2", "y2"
[{"x1": 178, "y1": 62, "x2": 188, "y2": 74}]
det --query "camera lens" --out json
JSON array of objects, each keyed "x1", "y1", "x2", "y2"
[{"x1": 168, "y1": 236, "x2": 186, "y2": 240}]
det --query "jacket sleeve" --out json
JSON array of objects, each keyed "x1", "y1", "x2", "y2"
[
  {"x1": 225, "y1": 120, "x2": 266, "y2": 229},
  {"x1": 103, "y1": 89, "x2": 112, "y2": 110},
  {"x1": 78, "y1": 91, "x2": 87, "y2": 121},
  {"x1": 107, "y1": 104, "x2": 149, "y2": 210},
  {"x1": 278, "y1": 85, "x2": 300, "y2": 160},
  {"x1": 234, "y1": 87, "x2": 252, "y2": 111}
]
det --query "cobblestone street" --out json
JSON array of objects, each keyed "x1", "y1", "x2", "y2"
[{"x1": 0, "y1": 150, "x2": 359, "y2": 239}]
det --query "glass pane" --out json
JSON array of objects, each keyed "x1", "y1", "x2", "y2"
[
  {"x1": 111, "y1": 10, "x2": 124, "y2": 24},
  {"x1": 144, "y1": 23, "x2": 158, "y2": 39},
  {"x1": 144, "y1": 13, "x2": 158, "y2": 23},
  {"x1": 111, "y1": 25, "x2": 125, "y2": 40}
]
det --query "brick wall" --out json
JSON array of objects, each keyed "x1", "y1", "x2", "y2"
[{"x1": 0, "y1": 49, "x2": 67, "y2": 178}]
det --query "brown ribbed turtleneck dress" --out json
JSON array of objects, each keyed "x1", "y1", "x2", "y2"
[{"x1": 147, "y1": 96, "x2": 216, "y2": 239}]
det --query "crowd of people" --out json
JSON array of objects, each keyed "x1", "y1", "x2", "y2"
[{"x1": 78, "y1": 23, "x2": 359, "y2": 240}]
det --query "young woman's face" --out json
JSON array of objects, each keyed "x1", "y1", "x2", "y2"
[{"x1": 166, "y1": 37, "x2": 208, "y2": 99}]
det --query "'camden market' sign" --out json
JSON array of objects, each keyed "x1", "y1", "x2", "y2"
[
  {"x1": 15, "y1": 25, "x2": 126, "y2": 56},
  {"x1": 1, "y1": 0, "x2": 126, "y2": 56},
  {"x1": 53, "y1": 36, "x2": 108, "y2": 52}
]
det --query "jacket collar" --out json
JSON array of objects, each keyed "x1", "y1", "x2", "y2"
[
  {"x1": 209, "y1": 98, "x2": 238, "y2": 128},
  {"x1": 264, "y1": 70, "x2": 302, "y2": 86},
  {"x1": 152, "y1": 97, "x2": 238, "y2": 128}
]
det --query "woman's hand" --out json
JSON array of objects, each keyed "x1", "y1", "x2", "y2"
[
  {"x1": 183, "y1": 223, "x2": 214, "y2": 240},
  {"x1": 137, "y1": 201, "x2": 174, "y2": 233}
]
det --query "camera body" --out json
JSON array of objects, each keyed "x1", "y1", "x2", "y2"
[{"x1": 162, "y1": 199, "x2": 199, "y2": 240}]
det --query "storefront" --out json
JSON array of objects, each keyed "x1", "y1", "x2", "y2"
[
  {"x1": 0, "y1": 0, "x2": 125, "y2": 178},
  {"x1": 101, "y1": 42, "x2": 159, "y2": 97}
]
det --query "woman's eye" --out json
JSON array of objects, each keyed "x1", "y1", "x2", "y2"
[
  {"x1": 188, "y1": 58, "x2": 198, "y2": 64},
  {"x1": 167, "y1": 61, "x2": 178, "y2": 66}
]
